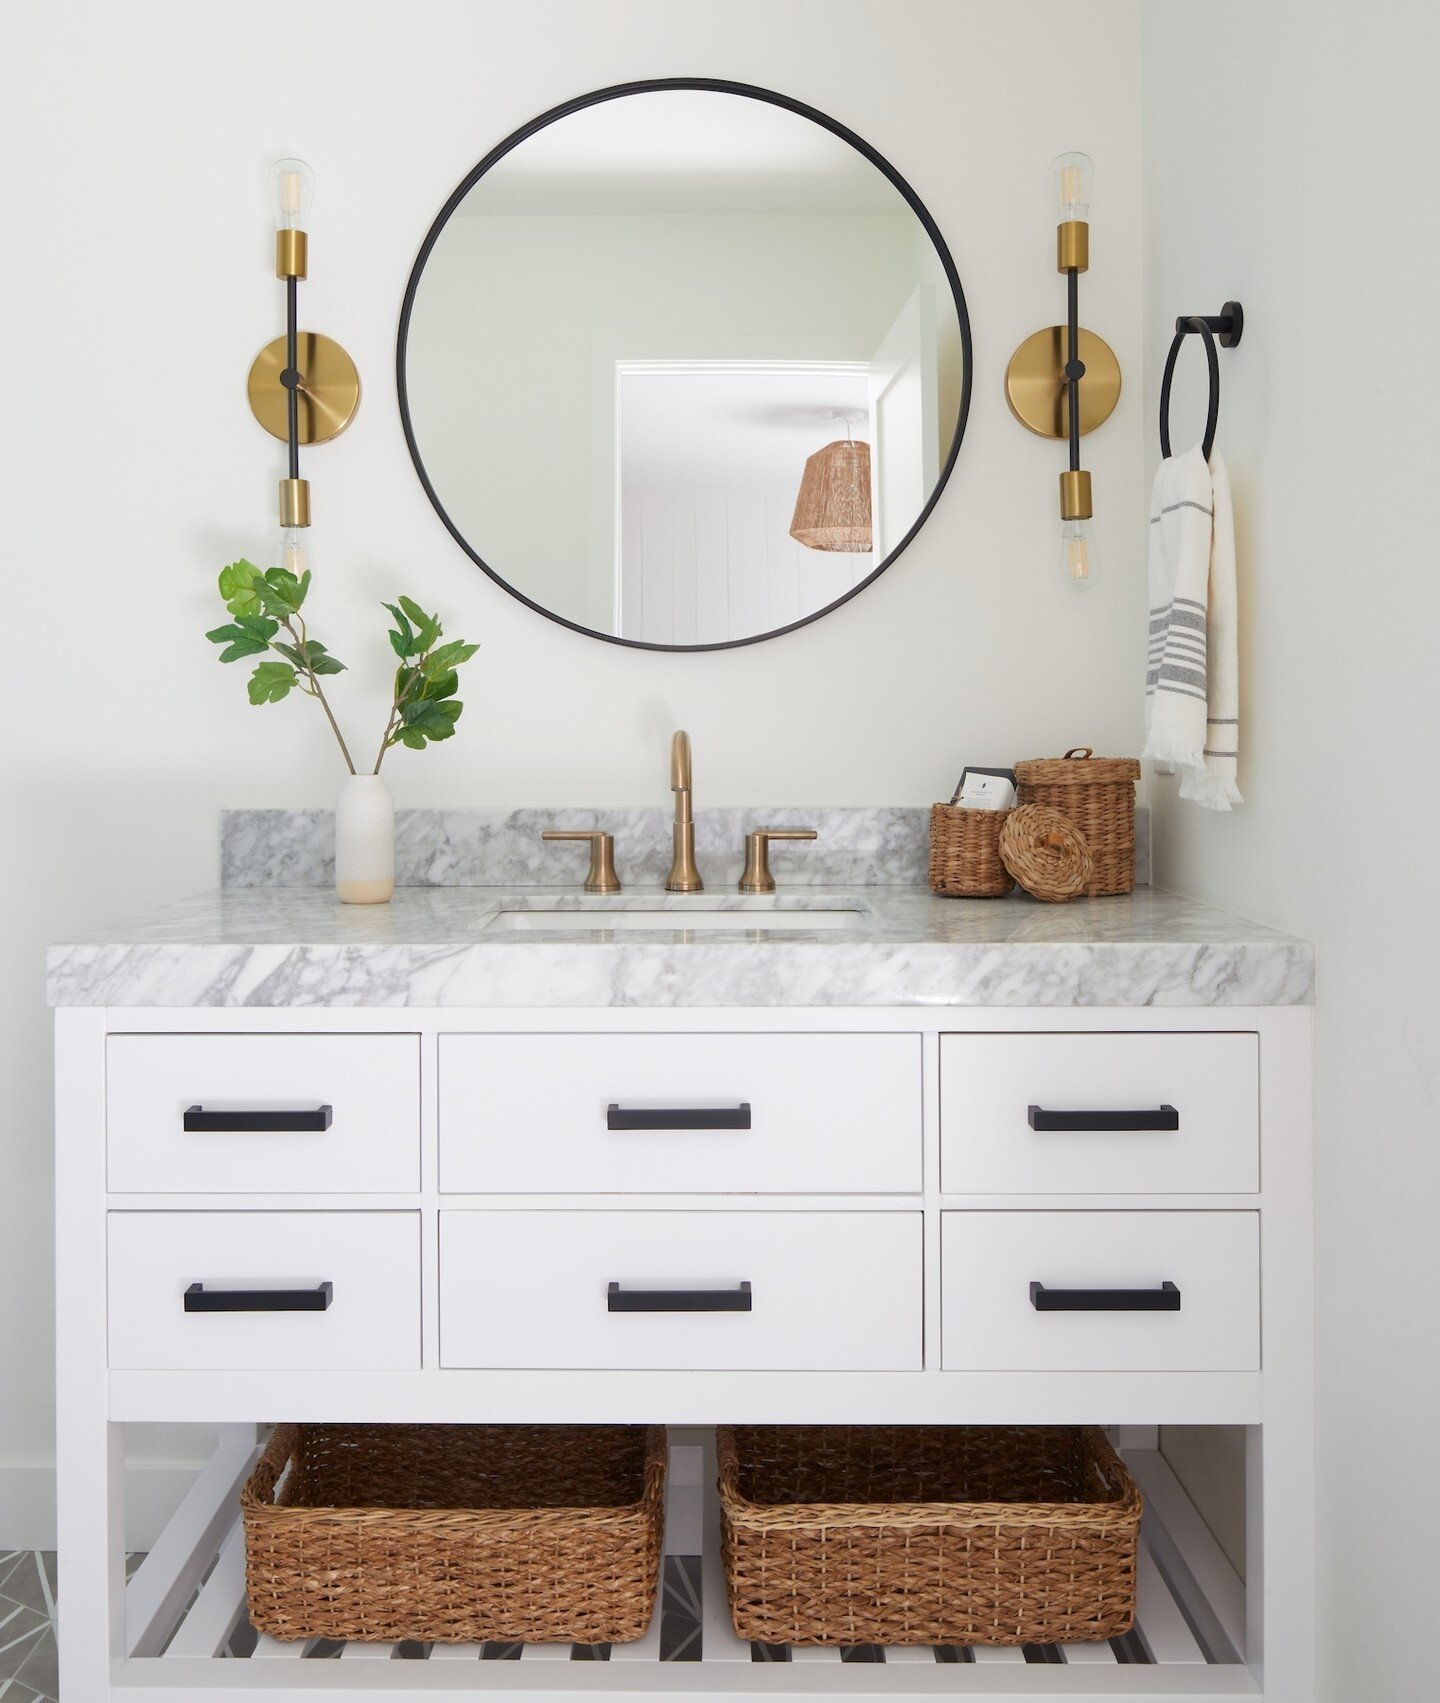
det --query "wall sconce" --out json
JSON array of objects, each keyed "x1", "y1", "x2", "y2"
[
  {"x1": 1004, "y1": 152, "x2": 1121, "y2": 590},
  {"x1": 245, "y1": 159, "x2": 361, "y2": 575}
]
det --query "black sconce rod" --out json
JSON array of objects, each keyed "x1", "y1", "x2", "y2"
[
  {"x1": 284, "y1": 276, "x2": 300, "y2": 481},
  {"x1": 1065, "y1": 267, "x2": 1084, "y2": 474}
]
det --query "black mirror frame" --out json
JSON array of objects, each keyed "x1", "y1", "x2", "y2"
[{"x1": 396, "y1": 77, "x2": 973, "y2": 653}]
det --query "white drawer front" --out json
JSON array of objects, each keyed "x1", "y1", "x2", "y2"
[
  {"x1": 942, "y1": 1211, "x2": 1259, "y2": 1371},
  {"x1": 107, "y1": 1034, "x2": 420, "y2": 1194},
  {"x1": 439, "y1": 1034, "x2": 921, "y2": 1194},
  {"x1": 439, "y1": 1210, "x2": 922, "y2": 1371},
  {"x1": 108, "y1": 1212, "x2": 421, "y2": 1370},
  {"x1": 940, "y1": 1033, "x2": 1258, "y2": 1194}
]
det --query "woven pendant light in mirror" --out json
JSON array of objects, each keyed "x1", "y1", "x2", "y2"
[{"x1": 789, "y1": 415, "x2": 873, "y2": 552}]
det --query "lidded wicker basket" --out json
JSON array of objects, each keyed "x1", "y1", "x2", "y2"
[
  {"x1": 241, "y1": 1423, "x2": 666, "y2": 1646},
  {"x1": 929, "y1": 803, "x2": 1015, "y2": 897},
  {"x1": 718, "y1": 1424, "x2": 1142, "y2": 1647},
  {"x1": 1014, "y1": 748, "x2": 1141, "y2": 896}
]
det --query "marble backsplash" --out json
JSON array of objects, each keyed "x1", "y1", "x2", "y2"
[{"x1": 223, "y1": 805, "x2": 1151, "y2": 889}]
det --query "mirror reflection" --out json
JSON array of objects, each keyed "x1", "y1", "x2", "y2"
[{"x1": 401, "y1": 86, "x2": 969, "y2": 649}]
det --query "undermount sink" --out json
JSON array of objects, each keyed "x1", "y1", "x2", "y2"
[{"x1": 484, "y1": 903, "x2": 867, "y2": 934}]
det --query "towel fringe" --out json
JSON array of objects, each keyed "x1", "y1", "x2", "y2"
[
  {"x1": 1179, "y1": 771, "x2": 1244, "y2": 811},
  {"x1": 1141, "y1": 734, "x2": 1205, "y2": 771}
]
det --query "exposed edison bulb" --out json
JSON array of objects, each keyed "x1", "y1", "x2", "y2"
[
  {"x1": 271, "y1": 158, "x2": 314, "y2": 231},
  {"x1": 1059, "y1": 517, "x2": 1100, "y2": 589},
  {"x1": 1053, "y1": 151, "x2": 1093, "y2": 223},
  {"x1": 278, "y1": 527, "x2": 315, "y2": 580}
]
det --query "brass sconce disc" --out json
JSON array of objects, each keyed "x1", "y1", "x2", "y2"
[
  {"x1": 1005, "y1": 326, "x2": 1121, "y2": 439},
  {"x1": 247, "y1": 333, "x2": 361, "y2": 445}
]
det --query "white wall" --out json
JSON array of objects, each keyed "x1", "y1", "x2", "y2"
[
  {"x1": 1142, "y1": 4, "x2": 1440, "y2": 1699},
  {"x1": 0, "y1": 0, "x2": 1144, "y2": 1540}
]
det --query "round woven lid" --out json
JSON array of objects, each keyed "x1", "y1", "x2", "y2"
[{"x1": 1014, "y1": 746, "x2": 1140, "y2": 786}]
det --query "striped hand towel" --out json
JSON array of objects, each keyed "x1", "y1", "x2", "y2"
[{"x1": 1142, "y1": 445, "x2": 1243, "y2": 809}]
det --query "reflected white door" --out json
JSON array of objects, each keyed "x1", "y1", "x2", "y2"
[{"x1": 867, "y1": 286, "x2": 938, "y2": 563}]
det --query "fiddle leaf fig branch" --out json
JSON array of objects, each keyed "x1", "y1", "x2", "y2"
[
  {"x1": 375, "y1": 597, "x2": 479, "y2": 771},
  {"x1": 207, "y1": 562, "x2": 478, "y2": 777}
]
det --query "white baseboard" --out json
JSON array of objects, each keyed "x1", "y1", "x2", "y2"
[{"x1": 0, "y1": 1462, "x2": 201, "y2": 1552}]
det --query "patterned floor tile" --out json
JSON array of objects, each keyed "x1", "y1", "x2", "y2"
[
  {"x1": 7, "y1": 1631, "x2": 55, "y2": 1702},
  {"x1": 0, "y1": 1606, "x2": 50, "y2": 1685},
  {"x1": 0, "y1": 1557, "x2": 55, "y2": 1622}
]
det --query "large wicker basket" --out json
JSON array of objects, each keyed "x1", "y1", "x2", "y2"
[
  {"x1": 718, "y1": 1424, "x2": 1141, "y2": 1647},
  {"x1": 242, "y1": 1423, "x2": 666, "y2": 1645},
  {"x1": 1014, "y1": 748, "x2": 1141, "y2": 896},
  {"x1": 929, "y1": 804, "x2": 1015, "y2": 897}
]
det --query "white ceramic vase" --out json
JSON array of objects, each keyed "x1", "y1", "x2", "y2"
[{"x1": 334, "y1": 774, "x2": 395, "y2": 905}]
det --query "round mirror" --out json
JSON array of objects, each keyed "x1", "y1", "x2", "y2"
[{"x1": 399, "y1": 80, "x2": 971, "y2": 650}]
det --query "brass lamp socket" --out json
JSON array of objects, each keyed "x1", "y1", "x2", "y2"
[
  {"x1": 278, "y1": 477, "x2": 311, "y2": 528},
  {"x1": 1056, "y1": 220, "x2": 1089, "y2": 274},
  {"x1": 1059, "y1": 469, "x2": 1093, "y2": 521},
  {"x1": 275, "y1": 228, "x2": 309, "y2": 280}
]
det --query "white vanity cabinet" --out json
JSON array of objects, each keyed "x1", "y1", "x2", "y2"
[{"x1": 54, "y1": 1000, "x2": 1314, "y2": 1702}]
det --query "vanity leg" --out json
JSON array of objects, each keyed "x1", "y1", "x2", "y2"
[
  {"x1": 55, "y1": 1006, "x2": 125, "y2": 1702},
  {"x1": 56, "y1": 1419, "x2": 125, "y2": 1701}
]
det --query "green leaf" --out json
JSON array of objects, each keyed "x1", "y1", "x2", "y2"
[
  {"x1": 218, "y1": 560, "x2": 263, "y2": 617},
  {"x1": 397, "y1": 595, "x2": 442, "y2": 653},
  {"x1": 275, "y1": 639, "x2": 347, "y2": 676},
  {"x1": 384, "y1": 601, "x2": 417, "y2": 659},
  {"x1": 206, "y1": 623, "x2": 270, "y2": 663},
  {"x1": 422, "y1": 640, "x2": 478, "y2": 679},
  {"x1": 398, "y1": 697, "x2": 463, "y2": 743},
  {"x1": 420, "y1": 669, "x2": 459, "y2": 702},
  {"x1": 234, "y1": 613, "x2": 279, "y2": 642},
  {"x1": 395, "y1": 727, "x2": 427, "y2": 750},
  {"x1": 256, "y1": 568, "x2": 305, "y2": 616},
  {"x1": 247, "y1": 661, "x2": 298, "y2": 705}
]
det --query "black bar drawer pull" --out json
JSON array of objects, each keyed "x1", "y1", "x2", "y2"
[
  {"x1": 606, "y1": 1103, "x2": 751, "y2": 1131},
  {"x1": 1027, "y1": 1104, "x2": 1179, "y2": 1132},
  {"x1": 184, "y1": 1105, "x2": 334, "y2": 1133},
  {"x1": 1030, "y1": 1280, "x2": 1181, "y2": 1312},
  {"x1": 607, "y1": 1280, "x2": 752, "y2": 1313},
  {"x1": 184, "y1": 1281, "x2": 334, "y2": 1313}
]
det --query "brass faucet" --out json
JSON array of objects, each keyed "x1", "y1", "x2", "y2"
[{"x1": 665, "y1": 730, "x2": 704, "y2": 892}]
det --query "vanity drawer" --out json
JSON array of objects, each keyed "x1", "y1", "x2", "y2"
[
  {"x1": 107, "y1": 1211, "x2": 421, "y2": 1371},
  {"x1": 439, "y1": 1033, "x2": 921, "y2": 1194},
  {"x1": 940, "y1": 1033, "x2": 1258, "y2": 1193},
  {"x1": 107, "y1": 1034, "x2": 421, "y2": 1193},
  {"x1": 941, "y1": 1210, "x2": 1259, "y2": 1372},
  {"x1": 439, "y1": 1209, "x2": 922, "y2": 1370}
]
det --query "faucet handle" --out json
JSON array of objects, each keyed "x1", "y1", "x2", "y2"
[
  {"x1": 542, "y1": 829, "x2": 621, "y2": 894},
  {"x1": 739, "y1": 828, "x2": 818, "y2": 894}
]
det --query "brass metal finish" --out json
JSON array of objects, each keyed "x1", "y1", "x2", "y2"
[
  {"x1": 278, "y1": 478, "x2": 311, "y2": 528},
  {"x1": 1005, "y1": 327, "x2": 1121, "y2": 440},
  {"x1": 1056, "y1": 220, "x2": 1089, "y2": 274},
  {"x1": 665, "y1": 731, "x2": 704, "y2": 893},
  {"x1": 248, "y1": 333, "x2": 361, "y2": 446},
  {"x1": 739, "y1": 829, "x2": 818, "y2": 895},
  {"x1": 275, "y1": 228, "x2": 309, "y2": 280},
  {"x1": 541, "y1": 829, "x2": 622, "y2": 894},
  {"x1": 1059, "y1": 469, "x2": 1093, "y2": 521}
]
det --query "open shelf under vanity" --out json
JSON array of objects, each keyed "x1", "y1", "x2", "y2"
[{"x1": 120, "y1": 1429, "x2": 1251, "y2": 1700}]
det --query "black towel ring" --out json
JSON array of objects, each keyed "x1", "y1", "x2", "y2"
[{"x1": 1159, "y1": 300, "x2": 1244, "y2": 461}]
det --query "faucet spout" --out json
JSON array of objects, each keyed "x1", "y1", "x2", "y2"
[{"x1": 665, "y1": 730, "x2": 704, "y2": 892}]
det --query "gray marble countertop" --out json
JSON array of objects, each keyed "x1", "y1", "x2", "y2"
[{"x1": 47, "y1": 885, "x2": 1313, "y2": 1009}]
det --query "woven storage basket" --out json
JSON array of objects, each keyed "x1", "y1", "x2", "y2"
[
  {"x1": 718, "y1": 1424, "x2": 1141, "y2": 1647},
  {"x1": 928, "y1": 804, "x2": 1015, "y2": 897},
  {"x1": 1014, "y1": 748, "x2": 1141, "y2": 896},
  {"x1": 242, "y1": 1423, "x2": 666, "y2": 1645}
]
